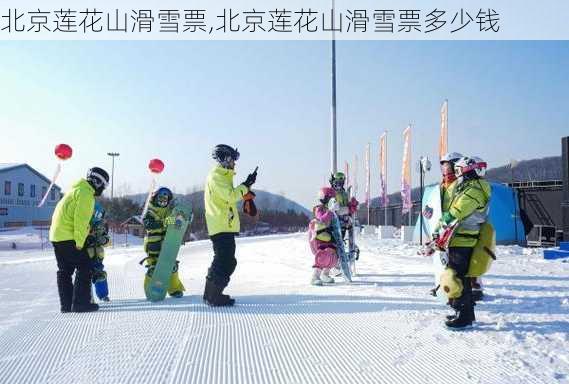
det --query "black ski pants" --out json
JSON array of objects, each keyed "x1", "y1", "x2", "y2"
[
  {"x1": 447, "y1": 247, "x2": 474, "y2": 310},
  {"x1": 207, "y1": 233, "x2": 237, "y2": 288},
  {"x1": 53, "y1": 240, "x2": 92, "y2": 310}
]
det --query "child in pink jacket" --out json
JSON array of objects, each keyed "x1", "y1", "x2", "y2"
[{"x1": 308, "y1": 187, "x2": 339, "y2": 285}]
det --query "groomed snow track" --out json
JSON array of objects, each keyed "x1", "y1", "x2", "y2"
[{"x1": 0, "y1": 234, "x2": 566, "y2": 384}]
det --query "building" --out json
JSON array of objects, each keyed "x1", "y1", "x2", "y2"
[
  {"x1": 121, "y1": 215, "x2": 144, "y2": 237},
  {"x1": 0, "y1": 163, "x2": 62, "y2": 228}
]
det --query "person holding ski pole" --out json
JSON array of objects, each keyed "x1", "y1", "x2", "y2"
[
  {"x1": 49, "y1": 167, "x2": 109, "y2": 313},
  {"x1": 203, "y1": 144, "x2": 257, "y2": 307}
]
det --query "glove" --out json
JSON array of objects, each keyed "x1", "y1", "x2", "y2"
[
  {"x1": 164, "y1": 216, "x2": 176, "y2": 226},
  {"x1": 85, "y1": 235, "x2": 96, "y2": 248},
  {"x1": 441, "y1": 212, "x2": 455, "y2": 226},
  {"x1": 328, "y1": 198, "x2": 340, "y2": 212},
  {"x1": 348, "y1": 197, "x2": 359, "y2": 215},
  {"x1": 143, "y1": 216, "x2": 162, "y2": 230},
  {"x1": 434, "y1": 225, "x2": 456, "y2": 251},
  {"x1": 242, "y1": 172, "x2": 257, "y2": 188},
  {"x1": 242, "y1": 191, "x2": 258, "y2": 217}
]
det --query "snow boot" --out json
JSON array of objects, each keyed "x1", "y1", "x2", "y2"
[
  {"x1": 72, "y1": 303, "x2": 99, "y2": 313},
  {"x1": 446, "y1": 310, "x2": 459, "y2": 321},
  {"x1": 330, "y1": 267, "x2": 343, "y2": 277},
  {"x1": 320, "y1": 268, "x2": 335, "y2": 284},
  {"x1": 203, "y1": 279, "x2": 235, "y2": 307},
  {"x1": 311, "y1": 268, "x2": 323, "y2": 286},
  {"x1": 445, "y1": 304, "x2": 474, "y2": 329}
]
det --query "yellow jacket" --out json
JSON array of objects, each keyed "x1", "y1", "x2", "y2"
[
  {"x1": 441, "y1": 180, "x2": 458, "y2": 213},
  {"x1": 49, "y1": 179, "x2": 96, "y2": 249},
  {"x1": 204, "y1": 166, "x2": 248, "y2": 236},
  {"x1": 448, "y1": 179, "x2": 492, "y2": 248}
]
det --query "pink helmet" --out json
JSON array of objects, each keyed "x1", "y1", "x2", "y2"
[{"x1": 318, "y1": 187, "x2": 336, "y2": 202}]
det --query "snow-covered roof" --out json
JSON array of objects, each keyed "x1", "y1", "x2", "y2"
[
  {"x1": 0, "y1": 163, "x2": 24, "y2": 171},
  {"x1": 0, "y1": 163, "x2": 60, "y2": 190},
  {"x1": 121, "y1": 215, "x2": 144, "y2": 226}
]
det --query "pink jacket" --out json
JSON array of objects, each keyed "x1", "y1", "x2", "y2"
[{"x1": 313, "y1": 205, "x2": 333, "y2": 224}]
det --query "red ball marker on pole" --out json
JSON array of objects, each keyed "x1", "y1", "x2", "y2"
[
  {"x1": 38, "y1": 144, "x2": 73, "y2": 207},
  {"x1": 141, "y1": 158, "x2": 165, "y2": 217}
]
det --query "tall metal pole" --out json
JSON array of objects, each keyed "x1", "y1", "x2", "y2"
[
  {"x1": 330, "y1": 0, "x2": 337, "y2": 174},
  {"x1": 366, "y1": 143, "x2": 371, "y2": 226},
  {"x1": 384, "y1": 131, "x2": 388, "y2": 226},
  {"x1": 562, "y1": 136, "x2": 569, "y2": 241},
  {"x1": 107, "y1": 152, "x2": 120, "y2": 199},
  {"x1": 513, "y1": 167, "x2": 517, "y2": 244},
  {"x1": 408, "y1": 125, "x2": 413, "y2": 226}
]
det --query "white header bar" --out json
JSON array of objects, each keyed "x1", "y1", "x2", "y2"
[{"x1": 0, "y1": 0, "x2": 568, "y2": 40}]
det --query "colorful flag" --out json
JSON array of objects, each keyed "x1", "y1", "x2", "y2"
[
  {"x1": 353, "y1": 154, "x2": 359, "y2": 199},
  {"x1": 401, "y1": 126, "x2": 412, "y2": 215},
  {"x1": 344, "y1": 161, "x2": 350, "y2": 189},
  {"x1": 379, "y1": 132, "x2": 389, "y2": 207},
  {"x1": 439, "y1": 100, "x2": 448, "y2": 160}
]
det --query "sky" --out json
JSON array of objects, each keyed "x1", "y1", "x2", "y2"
[{"x1": 0, "y1": 41, "x2": 568, "y2": 208}]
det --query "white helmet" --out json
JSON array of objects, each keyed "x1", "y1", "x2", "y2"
[
  {"x1": 454, "y1": 156, "x2": 487, "y2": 179},
  {"x1": 471, "y1": 156, "x2": 488, "y2": 177},
  {"x1": 440, "y1": 152, "x2": 463, "y2": 165}
]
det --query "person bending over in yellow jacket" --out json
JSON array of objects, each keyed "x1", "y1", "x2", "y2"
[
  {"x1": 142, "y1": 187, "x2": 185, "y2": 298},
  {"x1": 49, "y1": 167, "x2": 109, "y2": 313}
]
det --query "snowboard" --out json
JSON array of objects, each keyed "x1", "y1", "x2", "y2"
[
  {"x1": 331, "y1": 213, "x2": 352, "y2": 282},
  {"x1": 145, "y1": 202, "x2": 192, "y2": 302},
  {"x1": 420, "y1": 184, "x2": 447, "y2": 299},
  {"x1": 344, "y1": 186, "x2": 359, "y2": 275}
]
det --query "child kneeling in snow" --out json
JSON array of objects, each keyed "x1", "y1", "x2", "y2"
[{"x1": 308, "y1": 187, "x2": 339, "y2": 286}]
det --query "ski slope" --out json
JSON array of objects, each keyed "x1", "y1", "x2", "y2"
[{"x1": 0, "y1": 233, "x2": 568, "y2": 384}]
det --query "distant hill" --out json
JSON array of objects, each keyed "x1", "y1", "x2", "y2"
[
  {"x1": 125, "y1": 189, "x2": 310, "y2": 216},
  {"x1": 485, "y1": 156, "x2": 562, "y2": 183},
  {"x1": 371, "y1": 156, "x2": 563, "y2": 207}
]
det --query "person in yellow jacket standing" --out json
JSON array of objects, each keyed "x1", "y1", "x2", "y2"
[
  {"x1": 203, "y1": 144, "x2": 257, "y2": 306},
  {"x1": 141, "y1": 187, "x2": 185, "y2": 298},
  {"x1": 49, "y1": 167, "x2": 109, "y2": 313},
  {"x1": 427, "y1": 152, "x2": 462, "y2": 296},
  {"x1": 438, "y1": 157, "x2": 490, "y2": 329}
]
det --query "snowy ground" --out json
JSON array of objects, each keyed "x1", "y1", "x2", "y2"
[{"x1": 0, "y1": 232, "x2": 568, "y2": 384}]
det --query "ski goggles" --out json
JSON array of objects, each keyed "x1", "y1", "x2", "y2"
[
  {"x1": 89, "y1": 174, "x2": 109, "y2": 190},
  {"x1": 156, "y1": 194, "x2": 170, "y2": 207},
  {"x1": 227, "y1": 148, "x2": 240, "y2": 161},
  {"x1": 331, "y1": 179, "x2": 345, "y2": 189}
]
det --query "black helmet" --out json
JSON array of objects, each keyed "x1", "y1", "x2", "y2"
[
  {"x1": 212, "y1": 144, "x2": 240, "y2": 168},
  {"x1": 151, "y1": 187, "x2": 173, "y2": 207},
  {"x1": 86, "y1": 167, "x2": 109, "y2": 196},
  {"x1": 329, "y1": 172, "x2": 346, "y2": 190}
]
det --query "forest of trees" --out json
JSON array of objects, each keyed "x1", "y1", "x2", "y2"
[{"x1": 99, "y1": 195, "x2": 310, "y2": 240}]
